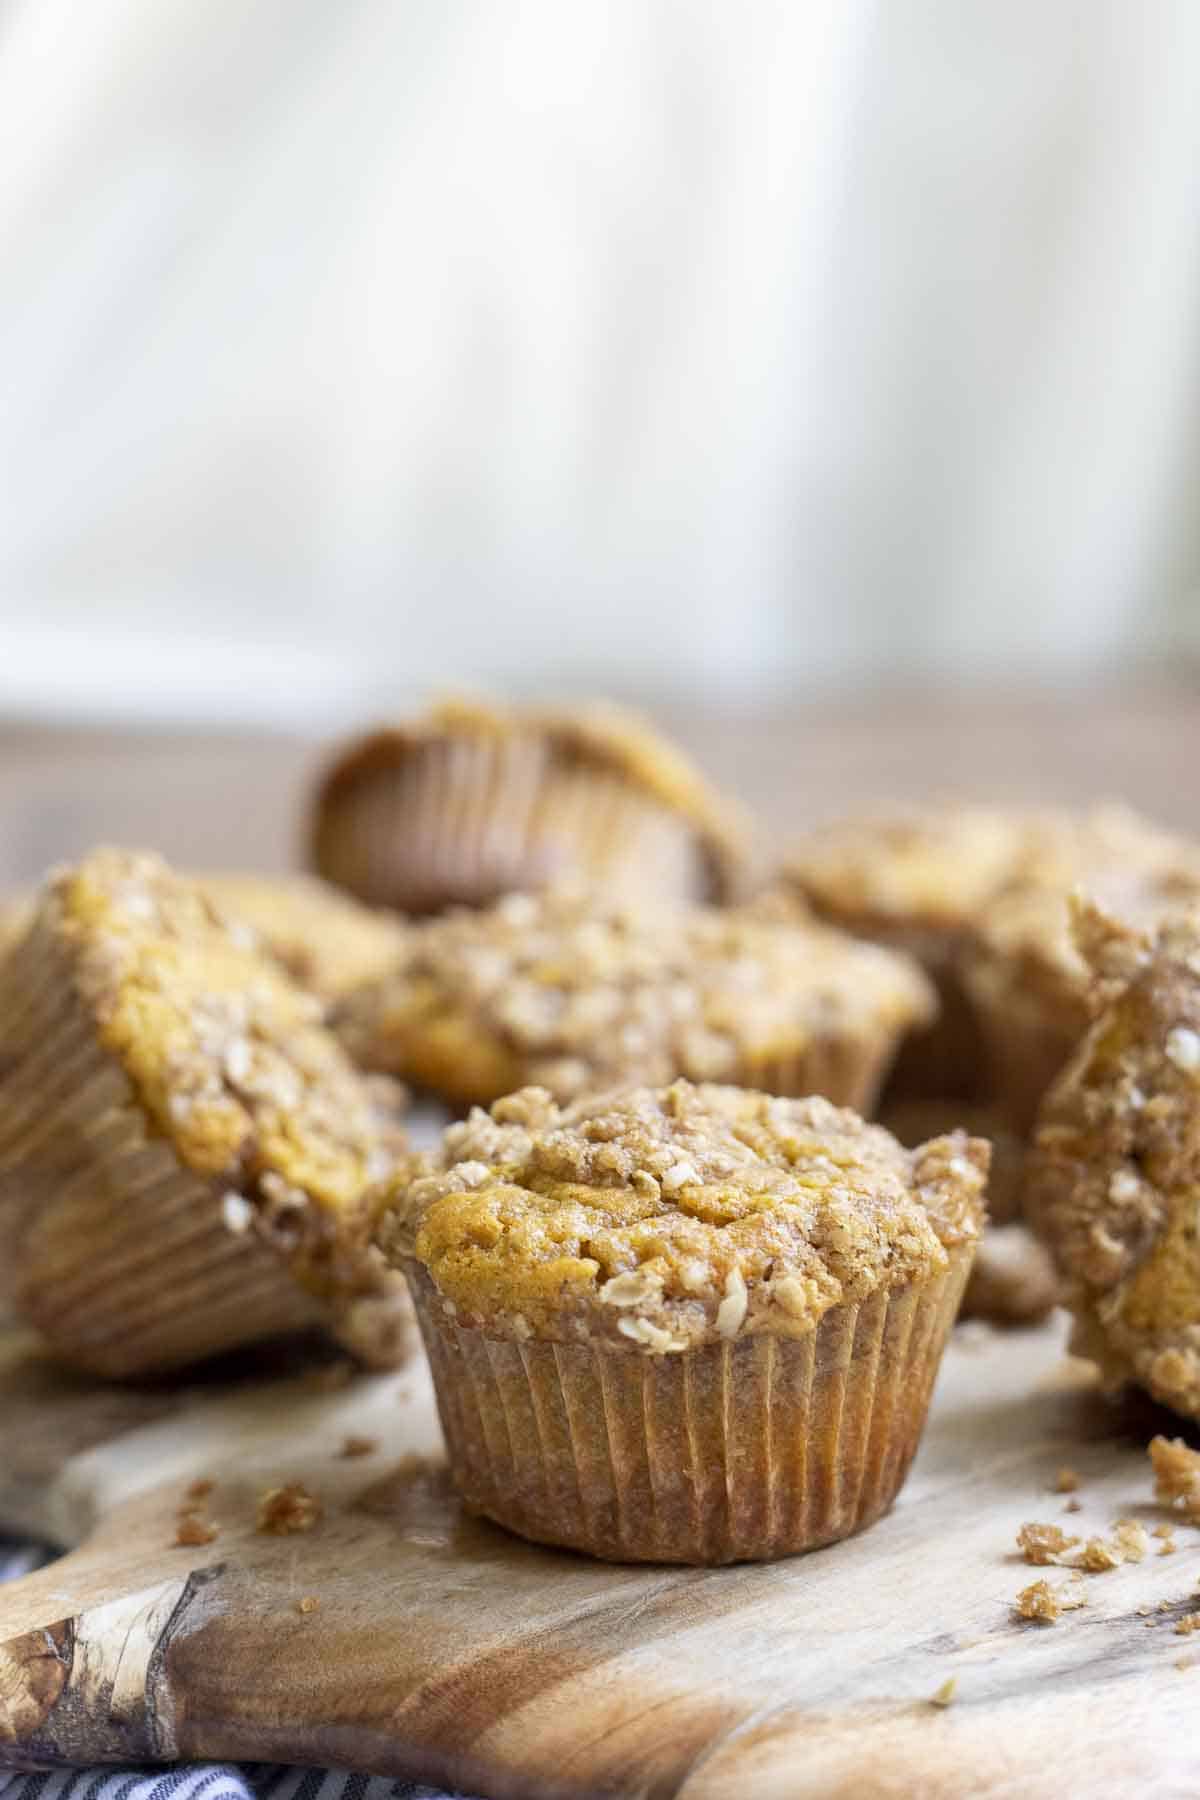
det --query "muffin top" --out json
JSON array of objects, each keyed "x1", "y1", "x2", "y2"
[
  {"x1": 48, "y1": 850, "x2": 403, "y2": 1215},
  {"x1": 377, "y1": 1081, "x2": 987, "y2": 1351},
  {"x1": 198, "y1": 872, "x2": 408, "y2": 1004},
  {"x1": 784, "y1": 806, "x2": 1033, "y2": 934},
  {"x1": 966, "y1": 807, "x2": 1200, "y2": 1014},
  {"x1": 1027, "y1": 905, "x2": 1200, "y2": 1417},
  {"x1": 312, "y1": 696, "x2": 752, "y2": 901},
  {"x1": 335, "y1": 892, "x2": 936, "y2": 1105}
]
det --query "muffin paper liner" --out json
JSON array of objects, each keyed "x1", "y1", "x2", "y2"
[
  {"x1": 404, "y1": 1245, "x2": 972, "y2": 1564},
  {"x1": 313, "y1": 733, "x2": 718, "y2": 914},
  {"x1": 0, "y1": 916, "x2": 409, "y2": 1378}
]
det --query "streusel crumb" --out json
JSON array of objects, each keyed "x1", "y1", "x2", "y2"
[
  {"x1": 174, "y1": 1512, "x2": 219, "y2": 1547},
  {"x1": 256, "y1": 1483, "x2": 322, "y2": 1535},
  {"x1": 1014, "y1": 1578, "x2": 1085, "y2": 1624},
  {"x1": 1017, "y1": 1522, "x2": 1079, "y2": 1566}
]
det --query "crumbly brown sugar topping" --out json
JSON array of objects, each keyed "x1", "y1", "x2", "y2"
[
  {"x1": 377, "y1": 1081, "x2": 986, "y2": 1349},
  {"x1": 49, "y1": 849, "x2": 402, "y2": 1211},
  {"x1": 336, "y1": 892, "x2": 935, "y2": 1100}
]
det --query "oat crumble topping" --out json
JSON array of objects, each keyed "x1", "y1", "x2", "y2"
[
  {"x1": 335, "y1": 892, "x2": 935, "y2": 1108},
  {"x1": 375, "y1": 1080, "x2": 986, "y2": 1349}
]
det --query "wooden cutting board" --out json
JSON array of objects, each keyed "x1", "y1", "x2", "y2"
[{"x1": 0, "y1": 1315, "x2": 1197, "y2": 1799}]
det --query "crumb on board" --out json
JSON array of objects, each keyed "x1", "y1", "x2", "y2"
[
  {"x1": 338, "y1": 1434, "x2": 378, "y2": 1459},
  {"x1": 1013, "y1": 1578, "x2": 1086, "y2": 1624},
  {"x1": 1149, "y1": 1436, "x2": 1200, "y2": 1520},
  {"x1": 1177, "y1": 1657, "x2": 1197, "y2": 1671},
  {"x1": 174, "y1": 1512, "x2": 219, "y2": 1547},
  {"x1": 305, "y1": 1360, "x2": 355, "y2": 1393},
  {"x1": 186, "y1": 1478, "x2": 214, "y2": 1501},
  {"x1": 1074, "y1": 1537, "x2": 1123, "y2": 1573},
  {"x1": 929, "y1": 1677, "x2": 957, "y2": 1708},
  {"x1": 1054, "y1": 1467, "x2": 1080, "y2": 1494},
  {"x1": 257, "y1": 1483, "x2": 322, "y2": 1535},
  {"x1": 1064, "y1": 1498, "x2": 1082, "y2": 1514},
  {"x1": 1112, "y1": 1519, "x2": 1149, "y2": 1563},
  {"x1": 1175, "y1": 1614, "x2": 1200, "y2": 1637},
  {"x1": 298, "y1": 1595, "x2": 321, "y2": 1615},
  {"x1": 1017, "y1": 1523, "x2": 1079, "y2": 1566}
]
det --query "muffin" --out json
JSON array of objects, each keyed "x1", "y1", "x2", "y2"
[
  {"x1": 335, "y1": 892, "x2": 936, "y2": 1115},
  {"x1": 1027, "y1": 904, "x2": 1200, "y2": 1419},
  {"x1": 376, "y1": 1081, "x2": 986, "y2": 1563},
  {"x1": 309, "y1": 697, "x2": 752, "y2": 915},
  {"x1": 782, "y1": 807, "x2": 1032, "y2": 1100},
  {"x1": 0, "y1": 850, "x2": 412, "y2": 1378},
  {"x1": 879, "y1": 1098, "x2": 1026, "y2": 1224},
  {"x1": 198, "y1": 872, "x2": 408, "y2": 1006},
  {"x1": 962, "y1": 807, "x2": 1200, "y2": 1132}
]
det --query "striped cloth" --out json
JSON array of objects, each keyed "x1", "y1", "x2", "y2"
[{"x1": 0, "y1": 1545, "x2": 470, "y2": 1800}]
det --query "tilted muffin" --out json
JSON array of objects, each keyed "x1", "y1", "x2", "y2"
[
  {"x1": 309, "y1": 696, "x2": 753, "y2": 915},
  {"x1": 198, "y1": 872, "x2": 408, "y2": 1006},
  {"x1": 782, "y1": 806, "x2": 1033, "y2": 1100},
  {"x1": 376, "y1": 1081, "x2": 986, "y2": 1563},
  {"x1": 962, "y1": 807, "x2": 1200, "y2": 1132},
  {"x1": 335, "y1": 892, "x2": 936, "y2": 1114},
  {"x1": 1027, "y1": 904, "x2": 1200, "y2": 1419},
  {"x1": 0, "y1": 850, "x2": 412, "y2": 1378}
]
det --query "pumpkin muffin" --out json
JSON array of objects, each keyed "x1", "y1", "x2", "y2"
[
  {"x1": 1027, "y1": 904, "x2": 1200, "y2": 1419},
  {"x1": 376, "y1": 1080, "x2": 986, "y2": 1563},
  {"x1": 335, "y1": 892, "x2": 936, "y2": 1115},
  {"x1": 198, "y1": 872, "x2": 408, "y2": 1006},
  {"x1": 782, "y1": 806, "x2": 1033, "y2": 1100},
  {"x1": 309, "y1": 696, "x2": 753, "y2": 915},
  {"x1": 0, "y1": 850, "x2": 412, "y2": 1378},
  {"x1": 962, "y1": 807, "x2": 1200, "y2": 1132}
]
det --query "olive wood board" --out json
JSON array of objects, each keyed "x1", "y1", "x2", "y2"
[{"x1": 0, "y1": 1315, "x2": 1197, "y2": 1800}]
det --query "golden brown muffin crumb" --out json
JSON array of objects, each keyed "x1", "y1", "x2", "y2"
[
  {"x1": 1176, "y1": 1614, "x2": 1200, "y2": 1636},
  {"x1": 185, "y1": 1478, "x2": 214, "y2": 1501},
  {"x1": 1014, "y1": 1578, "x2": 1085, "y2": 1624},
  {"x1": 1074, "y1": 1536, "x2": 1123, "y2": 1573},
  {"x1": 257, "y1": 1483, "x2": 321, "y2": 1535},
  {"x1": 1017, "y1": 1522, "x2": 1080, "y2": 1565},
  {"x1": 928, "y1": 1677, "x2": 957, "y2": 1708},
  {"x1": 174, "y1": 1513, "x2": 219, "y2": 1547},
  {"x1": 378, "y1": 1081, "x2": 987, "y2": 1350},
  {"x1": 1149, "y1": 1436, "x2": 1200, "y2": 1519},
  {"x1": 336, "y1": 893, "x2": 934, "y2": 1111},
  {"x1": 1054, "y1": 1466, "x2": 1080, "y2": 1493},
  {"x1": 338, "y1": 1434, "x2": 377, "y2": 1459},
  {"x1": 298, "y1": 1595, "x2": 321, "y2": 1615},
  {"x1": 1112, "y1": 1519, "x2": 1150, "y2": 1563}
]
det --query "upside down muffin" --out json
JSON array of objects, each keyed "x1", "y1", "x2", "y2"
[
  {"x1": 376, "y1": 1080, "x2": 986, "y2": 1563},
  {"x1": 1027, "y1": 905, "x2": 1200, "y2": 1420},
  {"x1": 335, "y1": 891, "x2": 936, "y2": 1114},
  {"x1": 0, "y1": 850, "x2": 412, "y2": 1377},
  {"x1": 309, "y1": 696, "x2": 753, "y2": 915}
]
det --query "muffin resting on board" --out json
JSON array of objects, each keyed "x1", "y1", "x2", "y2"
[
  {"x1": 0, "y1": 850, "x2": 412, "y2": 1378},
  {"x1": 376, "y1": 1080, "x2": 986, "y2": 1564}
]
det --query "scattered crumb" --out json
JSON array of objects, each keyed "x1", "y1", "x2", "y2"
[
  {"x1": 174, "y1": 1512, "x2": 219, "y2": 1547},
  {"x1": 305, "y1": 1360, "x2": 355, "y2": 1394},
  {"x1": 1137, "y1": 1606, "x2": 1153, "y2": 1616},
  {"x1": 1149, "y1": 1436, "x2": 1200, "y2": 1521},
  {"x1": 1153, "y1": 1523, "x2": 1176, "y2": 1539},
  {"x1": 1064, "y1": 1498, "x2": 1082, "y2": 1514},
  {"x1": 1176, "y1": 1657, "x2": 1197, "y2": 1671},
  {"x1": 1074, "y1": 1537, "x2": 1123, "y2": 1573},
  {"x1": 257, "y1": 1483, "x2": 322, "y2": 1535},
  {"x1": 338, "y1": 1434, "x2": 378, "y2": 1459},
  {"x1": 1176, "y1": 1614, "x2": 1200, "y2": 1637},
  {"x1": 298, "y1": 1595, "x2": 321, "y2": 1615},
  {"x1": 1112, "y1": 1519, "x2": 1149, "y2": 1564},
  {"x1": 1017, "y1": 1522, "x2": 1080, "y2": 1566},
  {"x1": 929, "y1": 1676, "x2": 957, "y2": 1708},
  {"x1": 1160, "y1": 1600, "x2": 1173, "y2": 1612},
  {"x1": 1054, "y1": 1467, "x2": 1080, "y2": 1494},
  {"x1": 1014, "y1": 1578, "x2": 1086, "y2": 1624},
  {"x1": 186, "y1": 1478, "x2": 214, "y2": 1501}
]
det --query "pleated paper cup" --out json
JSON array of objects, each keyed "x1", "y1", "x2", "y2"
[
  {"x1": 404, "y1": 1247, "x2": 972, "y2": 1565},
  {"x1": 0, "y1": 913, "x2": 410, "y2": 1379},
  {"x1": 311, "y1": 722, "x2": 744, "y2": 916}
]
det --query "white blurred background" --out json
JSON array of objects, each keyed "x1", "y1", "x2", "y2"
[{"x1": 3, "y1": 0, "x2": 1200, "y2": 728}]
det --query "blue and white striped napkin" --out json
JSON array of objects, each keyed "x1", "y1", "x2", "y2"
[{"x1": 0, "y1": 1544, "x2": 472, "y2": 1800}]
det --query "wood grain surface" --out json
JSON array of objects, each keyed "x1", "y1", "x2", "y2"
[{"x1": 1, "y1": 1317, "x2": 1197, "y2": 1798}]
